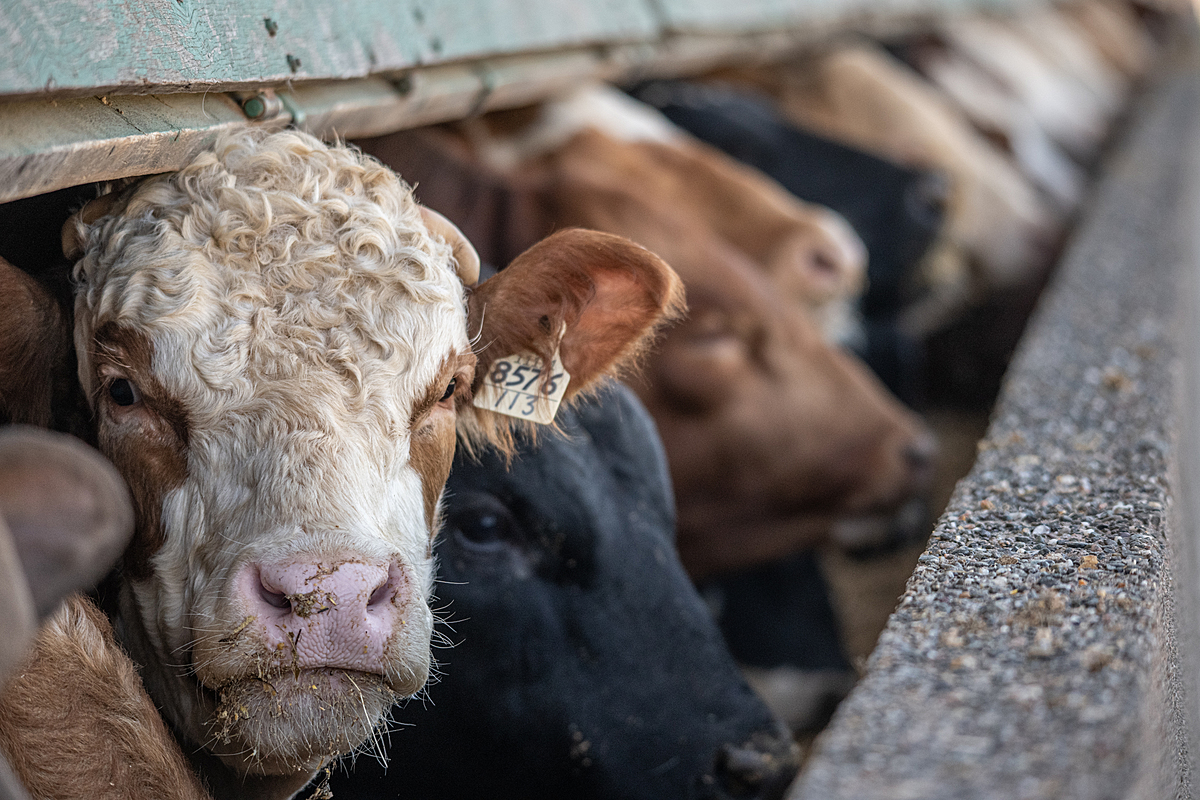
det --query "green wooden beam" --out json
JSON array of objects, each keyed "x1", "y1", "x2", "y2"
[
  {"x1": 0, "y1": 0, "x2": 659, "y2": 100},
  {"x1": 0, "y1": 92, "x2": 267, "y2": 204}
]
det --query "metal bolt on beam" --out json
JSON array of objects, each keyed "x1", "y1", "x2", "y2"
[{"x1": 234, "y1": 90, "x2": 285, "y2": 122}]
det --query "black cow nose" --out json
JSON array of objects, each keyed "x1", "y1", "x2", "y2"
[{"x1": 713, "y1": 724, "x2": 799, "y2": 800}]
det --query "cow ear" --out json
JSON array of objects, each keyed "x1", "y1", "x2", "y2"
[
  {"x1": 419, "y1": 207, "x2": 481, "y2": 287},
  {"x1": 0, "y1": 427, "x2": 133, "y2": 621},
  {"x1": 458, "y1": 228, "x2": 685, "y2": 448},
  {"x1": 62, "y1": 176, "x2": 162, "y2": 262},
  {"x1": 0, "y1": 258, "x2": 76, "y2": 430}
]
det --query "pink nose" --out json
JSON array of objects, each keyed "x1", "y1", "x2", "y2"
[{"x1": 235, "y1": 559, "x2": 407, "y2": 674}]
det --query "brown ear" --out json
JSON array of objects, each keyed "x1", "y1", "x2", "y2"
[
  {"x1": 0, "y1": 427, "x2": 133, "y2": 621},
  {"x1": 0, "y1": 258, "x2": 75, "y2": 429},
  {"x1": 459, "y1": 228, "x2": 684, "y2": 443}
]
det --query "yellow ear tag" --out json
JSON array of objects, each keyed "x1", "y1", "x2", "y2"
[{"x1": 472, "y1": 348, "x2": 571, "y2": 425}]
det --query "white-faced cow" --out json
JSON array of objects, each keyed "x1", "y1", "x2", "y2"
[{"x1": 0, "y1": 129, "x2": 683, "y2": 799}]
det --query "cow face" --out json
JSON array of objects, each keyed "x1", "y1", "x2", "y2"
[
  {"x1": 626, "y1": 234, "x2": 934, "y2": 578},
  {"x1": 64, "y1": 133, "x2": 474, "y2": 774},
  {"x1": 47, "y1": 131, "x2": 683, "y2": 783},
  {"x1": 331, "y1": 384, "x2": 799, "y2": 800}
]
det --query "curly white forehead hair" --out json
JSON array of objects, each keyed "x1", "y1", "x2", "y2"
[{"x1": 69, "y1": 128, "x2": 467, "y2": 407}]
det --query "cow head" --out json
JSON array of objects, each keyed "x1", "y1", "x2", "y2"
[
  {"x1": 6, "y1": 129, "x2": 682, "y2": 790},
  {"x1": 332, "y1": 383, "x2": 799, "y2": 800}
]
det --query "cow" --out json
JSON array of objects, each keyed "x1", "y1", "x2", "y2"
[
  {"x1": 357, "y1": 93, "x2": 936, "y2": 579},
  {"x1": 936, "y1": 16, "x2": 1111, "y2": 163},
  {"x1": 1006, "y1": 6, "x2": 1130, "y2": 116},
  {"x1": 1065, "y1": 0, "x2": 1155, "y2": 81},
  {"x1": 329, "y1": 382, "x2": 800, "y2": 799},
  {"x1": 387, "y1": 86, "x2": 869, "y2": 346},
  {"x1": 0, "y1": 128, "x2": 684, "y2": 799},
  {"x1": 1, "y1": 597, "x2": 212, "y2": 800},
  {"x1": 624, "y1": 78, "x2": 945, "y2": 406},
  {"x1": 888, "y1": 34, "x2": 1088, "y2": 215},
  {"x1": 0, "y1": 426, "x2": 205, "y2": 800},
  {"x1": 707, "y1": 42, "x2": 1060, "y2": 316}
]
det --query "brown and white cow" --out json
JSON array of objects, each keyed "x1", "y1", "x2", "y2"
[
  {"x1": 898, "y1": 35, "x2": 1088, "y2": 214},
  {"x1": 936, "y1": 16, "x2": 1112, "y2": 163},
  {"x1": 709, "y1": 42, "x2": 1060, "y2": 315},
  {"x1": 1065, "y1": 0, "x2": 1155, "y2": 81},
  {"x1": 0, "y1": 129, "x2": 683, "y2": 799},
  {"x1": 358, "y1": 89, "x2": 934, "y2": 579},
  {"x1": 448, "y1": 86, "x2": 869, "y2": 344}
]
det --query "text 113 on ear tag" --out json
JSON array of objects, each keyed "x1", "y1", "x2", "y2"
[{"x1": 473, "y1": 351, "x2": 571, "y2": 425}]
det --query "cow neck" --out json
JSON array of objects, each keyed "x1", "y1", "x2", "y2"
[
  {"x1": 111, "y1": 580, "x2": 325, "y2": 800},
  {"x1": 180, "y1": 742, "x2": 319, "y2": 800}
]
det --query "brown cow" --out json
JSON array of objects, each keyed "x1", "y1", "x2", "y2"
[
  {"x1": 0, "y1": 426, "x2": 202, "y2": 800},
  {"x1": 709, "y1": 41, "x2": 1060, "y2": 326},
  {"x1": 0, "y1": 129, "x2": 682, "y2": 799}
]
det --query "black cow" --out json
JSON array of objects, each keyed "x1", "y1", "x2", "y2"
[{"x1": 330, "y1": 384, "x2": 798, "y2": 800}]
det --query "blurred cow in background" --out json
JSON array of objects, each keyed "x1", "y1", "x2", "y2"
[{"x1": 358, "y1": 86, "x2": 936, "y2": 579}]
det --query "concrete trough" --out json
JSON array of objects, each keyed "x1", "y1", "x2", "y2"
[{"x1": 790, "y1": 28, "x2": 1200, "y2": 800}]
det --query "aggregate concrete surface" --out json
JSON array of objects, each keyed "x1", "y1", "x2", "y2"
[{"x1": 791, "y1": 34, "x2": 1200, "y2": 800}]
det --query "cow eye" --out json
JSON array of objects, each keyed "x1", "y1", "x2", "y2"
[
  {"x1": 108, "y1": 378, "x2": 141, "y2": 406},
  {"x1": 447, "y1": 494, "x2": 521, "y2": 552},
  {"x1": 439, "y1": 378, "x2": 457, "y2": 402}
]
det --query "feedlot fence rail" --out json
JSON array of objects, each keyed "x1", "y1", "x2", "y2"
[{"x1": 0, "y1": 0, "x2": 1041, "y2": 204}]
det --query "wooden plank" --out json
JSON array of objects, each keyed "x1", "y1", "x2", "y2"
[
  {"x1": 0, "y1": 93, "x2": 262, "y2": 203},
  {"x1": 651, "y1": 0, "x2": 1033, "y2": 34},
  {"x1": 290, "y1": 49, "x2": 622, "y2": 141},
  {"x1": 652, "y1": 0, "x2": 877, "y2": 33},
  {"x1": 0, "y1": 0, "x2": 660, "y2": 100},
  {"x1": 0, "y1": 0, "x2": 1038, "y2": 203}
]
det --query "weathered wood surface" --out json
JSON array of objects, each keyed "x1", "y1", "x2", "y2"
[
  {"x1": 0, "y1": 0, "x2": 1040, "y2": 101},
  {"x1": 0, "y1": 92, "x2": 259, "y2": 204},
  {"x1": 0, "y1": 0, "x2": 659, "y2": 100},
  {"x1": 0, "y1": 0, "x2": 1038, "y2": 202}
]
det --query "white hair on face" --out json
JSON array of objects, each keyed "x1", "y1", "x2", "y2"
[{"x1": 72, "y1": 128, "x2": 467, "y2": 414}]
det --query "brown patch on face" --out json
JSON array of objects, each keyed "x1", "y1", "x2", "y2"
[
  {"x1": 91, "y1": 323, "x2": 191, "y2": 578},
  {"x1": 411, "y1": 416, "x2": 456, "y2": 548},
  {"x1": 409, "y1": 352, "x2": 474, "y2": 547}
]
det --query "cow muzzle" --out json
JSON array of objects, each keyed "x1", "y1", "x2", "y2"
[
  {"x1": 706, "y1": 722, "x2": 800, "y2": 800},
  {"x1": 234, "y1": 558, "x2": 411, "y2": 678},
  {"x1": 198, "y1": 557, "x2": 429, "y2": 773}
]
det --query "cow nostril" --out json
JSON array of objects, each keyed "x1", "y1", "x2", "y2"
[
  {"x1": 367, "y1": 581, "x2": 391, "y2": 608},
  {"x1": 256, "y1": 573, "x2": 291, "y2": 610},
  {"x1": 717, "y1": 744, "x2": 774, "y2": 791}
]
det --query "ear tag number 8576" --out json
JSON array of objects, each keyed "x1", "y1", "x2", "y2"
[{"x1": 472, "y1": 350, "x2": 571, "y2": 425}]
